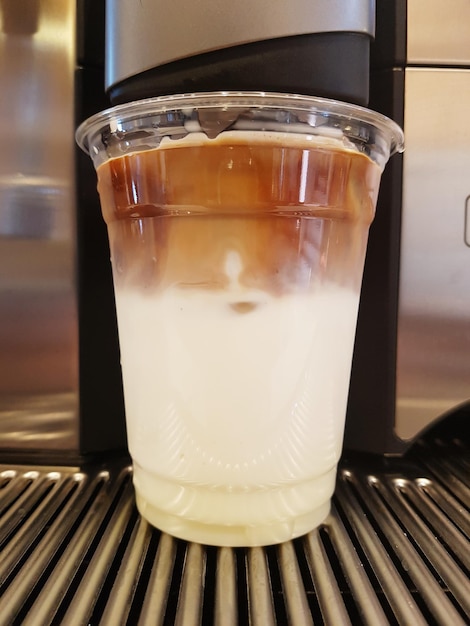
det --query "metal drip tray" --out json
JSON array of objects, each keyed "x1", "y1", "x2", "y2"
[{"x1": 0, "y1": 437, "x2": 469, "y2": 625}]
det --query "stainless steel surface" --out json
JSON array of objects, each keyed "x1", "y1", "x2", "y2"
[
  {"x1": 1, "y1": 437, "x2": 469, "y2": 624},
  {"x1": 105, "y1": 0, "x2": 375, "y2": 90},
  {"x1": 0, "y1": 0, "x2": 79, "y2": 449},
  {"x1": 407, "y1": 0, "x2": 470, "y2": 65},
  {"x1": 396, "y1": 68, "x2": 470, "y2": 440}
]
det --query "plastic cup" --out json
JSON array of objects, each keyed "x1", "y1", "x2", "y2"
[{"x1": 76, "y1": 92, "x2": 403, "y2": 546}]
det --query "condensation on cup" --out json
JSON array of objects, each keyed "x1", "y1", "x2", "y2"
[{"x1": 76, "y1": 92, "x2": 404, "y2": 546}]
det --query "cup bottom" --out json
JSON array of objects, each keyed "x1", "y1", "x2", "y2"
[{"x1": 133, "y1": 464, "x2": 335, "y2": 546}]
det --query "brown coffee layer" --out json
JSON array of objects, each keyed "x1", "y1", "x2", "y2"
[{"x1": 96, "y1": 135, "x2": 381, "y2": 294}]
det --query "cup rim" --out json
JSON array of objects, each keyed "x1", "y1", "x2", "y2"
[{"x1": 76, "y1": 90, "x2": 404, "y2": 157}]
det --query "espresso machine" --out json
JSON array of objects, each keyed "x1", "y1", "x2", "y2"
[
  {"x1": 1, "y1": 0, "x2": 467, "y2": 461},
  {"x1": 0, "y1": 1, "x2": 469, "y2": 623}
]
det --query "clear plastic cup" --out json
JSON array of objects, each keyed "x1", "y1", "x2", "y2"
[{"x1": 77, "y1": 92, "x2": 403, "y2": 546}]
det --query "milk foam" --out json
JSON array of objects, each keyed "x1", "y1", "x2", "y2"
[{"x1": 159, "y1": 127, "x2": 354, "y2": 152}]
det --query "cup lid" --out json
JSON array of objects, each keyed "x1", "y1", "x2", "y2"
[{"x1": 76, "y1": 91, "x2": 404, "y2": 170}]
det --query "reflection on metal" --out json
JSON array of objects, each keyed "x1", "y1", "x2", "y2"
[
  {"x1": 0, "y1": 435, "x2": 469, "y2": 624},
  {"x1": 0, "y1": 0, "x2": 79, "y2": 449},
  {"x1": 407, "y1": 0, "x2": 470, "y2": 66},
  {"x1": 0, "y1": 393, "x2": 76, "y2": 450},
  {"x1": 0, "y1": 175, "x2": 69, "y2": 239},
  {"x1": 396, "y1": 68, "x2": 470, "y2": 441},
  {"x1": 0, "y1": 0, "x2": 40, "y2": 35}
]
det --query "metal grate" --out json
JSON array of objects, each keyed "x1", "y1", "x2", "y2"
[{"x1": 0, "y1": 437, "x2": 469, "y2": 625}]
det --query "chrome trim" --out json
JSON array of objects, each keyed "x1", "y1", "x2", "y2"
[{"x1": 105, "y1": 0, "x2": 375, "y2": 89}]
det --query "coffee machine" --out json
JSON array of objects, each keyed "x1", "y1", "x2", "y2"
[
  {"x1": 0, "y1": 0, "x2": 468, "y2": 461},
  {"x1": 1, "y1": 2, "x2": 469, "y2": 624},
  {"x1": 106, "y1": 0, "x2": 470, "y2": 457}
]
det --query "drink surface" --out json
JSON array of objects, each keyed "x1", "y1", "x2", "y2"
[{"x1": 96, "y1": 131, "x2": 381, "y2": 545}]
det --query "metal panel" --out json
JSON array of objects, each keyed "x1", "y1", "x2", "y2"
[
  {"x1": 396, "y1": 67, "x2": 470, "y2": 440},
  {"x1": 0, "y1": 0, "x2": 79, "y2": 449},
  {"x1": 407, "y1": 0, "x2": 470, "y2": 65}
]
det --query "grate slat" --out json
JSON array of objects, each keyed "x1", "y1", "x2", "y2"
[
  {"x1": 0, "y1": 439, "x2": 469, "y2": 626},
  {"x1": 415, "y1": 477, "x2": 470, "y2": 539},
  {"x1": 351, "y1": 473, "x2": 467, "y2": 626},
  {"x1": 304, "y1": 530, "x2": 352, "y2": 625},
  {"x1": 336, "y1": 475, "x2": 428, "y2": 626},
  {"x1": 0, "y1": 470, "x2": 40, "y2": 520},
  {"x1": 58, "y1": 476, "x2": 135, "y2": 626},
  {"x1": 277, "y1": 540, "x2": 313, "y2": 626},
  {"x1": 138, "y1": 532, "x2": 177, "y2": 626},
  {"x1": 175, "y1": 541, "x2": 206, "y2": 626},
  {"x1": 0, "y1": 474, "x2": 57, "y2": 548},
  {"x1": 214, "y1": 547, "x2": 238, "y2": 626},
  {"x1": 393, "y1": 478, "x2": 470, "y2": 569},
  {"x1": 247, "y1": 547, "x2": 276, "y2": 626},
  {"x1": 0, "y1": 493, "x2": 85, "y2": 624},
  {"x1": 326, "y1": 504, "x2": 390, "y2": 626},
  {"x1": 17, "y1": 470, "x2": 126, "y2": 626},
  {"x1": 100, "y1": 515, "x2": 153, "y2": 626},
  {"x1": 0, "y1": 477, "x2": 82, "y2": 584}
]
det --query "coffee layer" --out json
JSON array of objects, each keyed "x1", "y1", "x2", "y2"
[{"x1": 96, "y1": 132, "x2": 381, "y2": 294}]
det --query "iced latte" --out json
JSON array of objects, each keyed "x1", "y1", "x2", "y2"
[{"x1": 77, "y1": 93, "x2": 403, "y2": 546}]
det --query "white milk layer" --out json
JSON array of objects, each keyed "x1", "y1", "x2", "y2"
[{"x1": 113, "y1": 257, "x2": 360, "y2": 544}]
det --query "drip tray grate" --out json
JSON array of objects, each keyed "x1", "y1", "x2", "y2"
[{"x1": 0, "y1": 438, "x2": 469, "y2": 625}]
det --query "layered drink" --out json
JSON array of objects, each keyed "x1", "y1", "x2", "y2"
[{"x1": 95, "y1": 128, "x2": 382, "y2": 545}]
